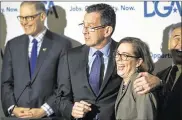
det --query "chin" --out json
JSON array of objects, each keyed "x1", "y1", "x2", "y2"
[
  {"x1": 117, "y1": 71, "x2": 124, "y2": 78},
  {"x1": 85, "y1": 41, "x2": 91, "y2": 46},
  {"x1": 24, "y1": 32, "x2": 31, "y2": 35},
  {"x1": 171, "y1": 49, "x2": 182, "y2": 64},
  {"x1": 24, "y1": 30, "x2": 32, "y2": 35}
]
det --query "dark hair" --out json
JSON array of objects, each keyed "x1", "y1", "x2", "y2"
[
  {"x1": 20, "y1": 1, "x2": 46, "y2": 13},
  {"x1": 116, "y1": 37, "x2": 154, "y2": 73},
  {"x1": 86, "y1": 3, "x2": 116, "y2": 36}
]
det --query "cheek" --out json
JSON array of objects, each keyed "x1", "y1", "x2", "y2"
[
  {"x1": 125, "y1": 62, "x2": 131, "y2": 72},
  {"x1": 89, "y1": 33, "x2": 98, "y2": 42},
  {"x1": 169, "y1": 40, "x2": 178, "y2": 49},
  {"x1": 125, "y1": 61, "x2": 136, "y2": 72}
]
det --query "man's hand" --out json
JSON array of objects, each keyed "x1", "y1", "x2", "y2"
[
  {"x1": 71, "y1": 100, "x2": 92, "y2": 119},
  {"x1": 12, "y1": 107, "x2": 32, "y2": 118},
  {"x1": 133, "y1": 72, "x2": 160, "y2": 95},
  {"x1": 20, "y1": 108, "x2": 46, "y2": 119}
]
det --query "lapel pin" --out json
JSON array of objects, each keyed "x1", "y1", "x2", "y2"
[{"x1": 43, "y1": 48, "x2": 47, "y2": 51}]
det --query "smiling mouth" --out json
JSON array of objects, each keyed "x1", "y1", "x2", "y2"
[
  {"x1": 117, "y1": 65, "x2": 125, "y2": 70},
  {"x1": 174, "y1": 49, "x2": 182, "y2": 56},
  {"x1": 176, "y1": 49, "x2": 182, "y2": 53}
]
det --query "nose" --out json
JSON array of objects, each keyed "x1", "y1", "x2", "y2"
[
  {"x1": 82, "y1": 27, "x2": 89, "y2": 34},
  {"x1": 176, "y1": 39, "x2": 182, "y2": 49}
]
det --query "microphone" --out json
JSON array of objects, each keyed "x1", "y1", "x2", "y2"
[{"x1": 9, "y1": 81, "x2": 32, "y2": 116}]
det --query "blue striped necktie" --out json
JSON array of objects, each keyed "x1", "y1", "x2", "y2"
[{"x1": 30, "y1": 39, "x2": 38, "y2": 78}]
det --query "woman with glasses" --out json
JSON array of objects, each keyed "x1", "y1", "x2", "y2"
[{"x1": 115, "y1": 37, "x2": 157, "y2": 120}]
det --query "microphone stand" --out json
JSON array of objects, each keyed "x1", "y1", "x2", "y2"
[{"x1": 8, "y1": 81, "x2": 32, "y2": 116}]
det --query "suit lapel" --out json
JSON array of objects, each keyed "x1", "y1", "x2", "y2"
[
  {"x1": 158, "y1": 66, "x2": 172, "y2": 83},
  {"x1": 81, "y1": 45, "x2": 97, "y2": 96},
  {"x1": 171, "y1": 70, "x2": 182, "y2": 91},
  {"x1": 98, "y1": 40, "x2": 117, "y2": 96},
  {"x1": 115, "y1": 73, "x2": 138, "y2": 112},
  {"x1": 31, "y1": 30, "x2": 53, "y2": 81},
  {"x1": 115, "y1": 81, "x2": 130, "y2": 113},
  {"x1": 22, "y1": 35, "x2": 31, "y2": 81}
]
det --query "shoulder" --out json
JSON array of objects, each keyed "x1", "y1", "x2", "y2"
[
  {"x1": 45, "y1": 30, "x2": 71, "y2": 46},
  {"x1": 6, "y1": 34, "x2": 27, "y2": 46},
  {"x1": 67, "y1": 44, "x2": 86, "y2": 54},
  {"x1": 156, "y1": 66, "x2": 171, "y2": 77}
]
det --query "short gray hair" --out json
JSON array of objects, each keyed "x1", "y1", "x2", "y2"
[
  {"x1": 168, "y1": 22, "x2": 181, "y2": 38},
  {"x1": 20, "y1": 1, "x2": 46, "y2": 13}
]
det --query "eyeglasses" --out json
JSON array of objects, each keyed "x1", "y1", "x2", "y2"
[
  {"x1": 115, "y1": 51, "x2": 139, "y2": 61},
  {"x1": 78, "y1": 22, "x2": 106, "y2": 32},
  {"x1": 17, "y1": 12, "x2": 41, "y2": 22}
]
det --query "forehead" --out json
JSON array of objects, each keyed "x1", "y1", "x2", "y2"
[
  {"x1": 118, "y1": 43, "x2": 134, "y2": 53},
  {"x1": 83, "y1": 12, "x2": 101, "y2": 25},
  {"x1": 171, "y1": 27, "x2": 181, "y2": 36},
  {"x1": 20, "y1": 4, "x2": 37, "y2": 16}
]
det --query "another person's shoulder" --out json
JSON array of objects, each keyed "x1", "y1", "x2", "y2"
[
  {"x1": 156, "y1": 66, "x2": 171, "y2": 78},
  {"x1": 61, "y1": 45, "x2": 85, "y2": 62},
  {"x1": 67, "y1": 45, "x2": 85, "y2": 55},
  {"x1": 6, "y1": 34, "x2": 28, "y2": 46},
  {"x1": 47, "y1": 30, "x2": 71, "y2": 45}
]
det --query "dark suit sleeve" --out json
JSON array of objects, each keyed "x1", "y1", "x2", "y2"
[
  {"x1": 155, "y1": 72, "x2": 165, "y2": 107},
  {"x1": 1, "y1": 41, "x2": 16, "y2": 116},
  {"x1": 51, "y1": 52, "x2": 73, "y2": 119},
  {"x1": 57, "y1": 52, "x2": 73, "y2": 119},
  {"x1": 45, "y1": 40, "x2": 73, "y2": 118}
]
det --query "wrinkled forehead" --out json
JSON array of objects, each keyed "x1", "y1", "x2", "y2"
[{"x1": 171, "y1": 27, "x2": 181, "y2": 36}]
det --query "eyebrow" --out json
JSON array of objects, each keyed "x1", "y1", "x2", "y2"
[{"x1": 173, "y1": 34, "x2": 180, "y2": 37}]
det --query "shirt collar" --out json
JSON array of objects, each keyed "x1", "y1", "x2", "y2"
[
  {"x1": 28, "y1": 28, "x2": 47, "y2": 43},
  {"x1": 172, "y1": 62, "x2": 182, "y2": 73},
  {"x1": 177, "y1": 65, "x2": 182, "y2": 73},
  {"x1": 89, "y1": 39, "x2": 112, "y2": 57}
]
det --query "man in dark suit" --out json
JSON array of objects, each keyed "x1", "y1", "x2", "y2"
[
  {"x1": 56, "y1": 4, "x2": 120, "y2": 120},
  {"x1": 157, "y1": 22, "x2": 182, "y2": 120},
  {"x1": 1, "y1": 1, "x2": 71, "y2": 118},
  {"x1": 54, "y1": 3, "x2": 160, "y2": 120}
]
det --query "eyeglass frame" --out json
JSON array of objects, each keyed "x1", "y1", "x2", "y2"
[
  {"x1": 78, "y1": 22, "x2": 106, "y2": 32},
  {"x1": 17, "y1": 12, "x2": 42, "y2": 22},
  {"x1": 115, "y1": 51, "x2": 139, "y2": 61}
]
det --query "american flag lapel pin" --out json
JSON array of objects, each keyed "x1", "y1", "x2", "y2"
[{"x1": 43, "y1": 48, "x2": 47, "y2": 52}]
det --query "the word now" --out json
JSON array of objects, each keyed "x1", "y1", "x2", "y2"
[
  {"x1": 6, "y1": 7, "x2": 18, "y2": 12},
  {"x1": 121, "y1": 5, "x2": 135, "y2": 11}
]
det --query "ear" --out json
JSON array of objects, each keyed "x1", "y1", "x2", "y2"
[
  {"x1": 40, "y1": 12, "x2": 46, "y2": 21},
  {"x1": 104, "y1": 26, "x2": 113, "y2": 38},
  {"x1": 136, "y1": 58, "x2": 143, "y2": 68}
]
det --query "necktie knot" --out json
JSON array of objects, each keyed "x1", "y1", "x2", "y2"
[
  {"x1": 171, "y1": 65, "x2": 178, "y2": 74},
  {"x1": 32, "y1": 39, "x2": 38, "y2": 44},
  {"x1": 95, "y1": 50, "x2": 103, "y2": 57}
]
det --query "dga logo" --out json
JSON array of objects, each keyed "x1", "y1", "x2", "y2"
[
  {"x1": 42, "y1": 1, "x2": 58, "y2": 18},
  {"x1": 144, "y1": 1, "x2": 182, "y2": 17}
]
